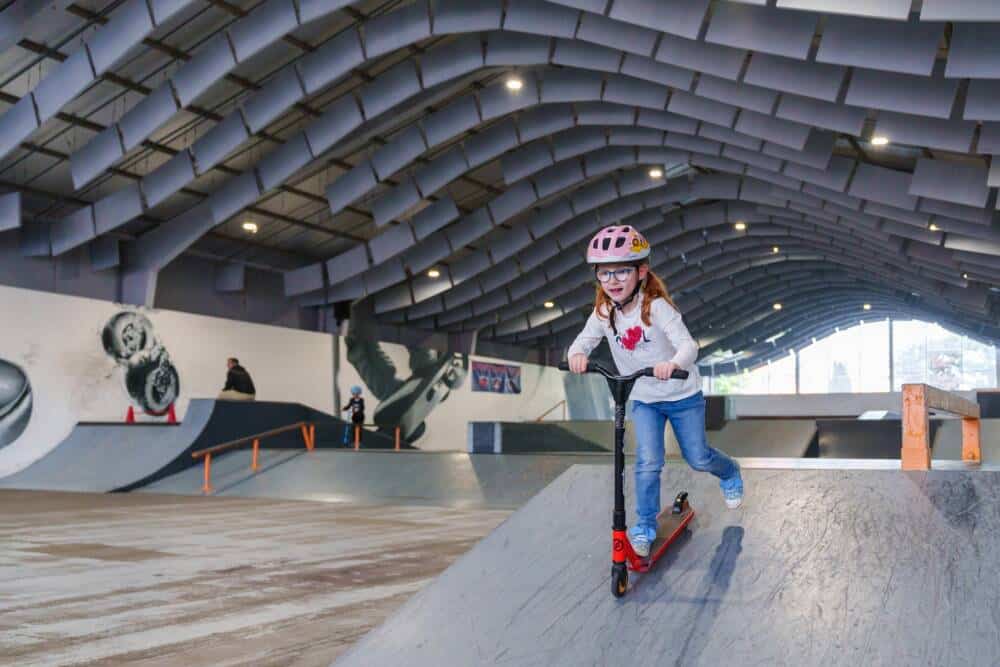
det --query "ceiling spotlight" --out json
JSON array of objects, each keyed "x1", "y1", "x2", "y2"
[
  {"x1": 772, "y1": 303, "x2": 783, "y2": 311},
  {"x1": 506, "y1": 77, "x2": 523, "y2": 91},
  {"x1": 427, "y1": 268, "x2": 441, "y2": 278},
  {"x1": 242, "y1": 221, "x2": 258, "y2": 234},
  {"x1": 929, "y1": 223, "x2": 940, "y2": 231},
  {"x1": 772, "y1": 246, "x2": 780, "y2": 254},
  {"x1": 963, "y1": 273, "x2": 969, "y2": 279},
  {"x1": 543, "y1": 301, "x2": 555, "y2": 309},
  {"x1": 734, "y1": 221, "x2": 747, "y2": 231},
  {"x1": 863, "y1": 303, "x2": 872, "y2": 311},
  {"x1": 871, "y1": 135, "x2": 890, "y2": 146},
  {"x1": 649, "y1": 167, "x2": 664, "y2": 179}
]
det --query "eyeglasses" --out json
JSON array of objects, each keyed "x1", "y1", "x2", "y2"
[{"x1": 595, "y1": 267, "x2": 636, "y2": 283}]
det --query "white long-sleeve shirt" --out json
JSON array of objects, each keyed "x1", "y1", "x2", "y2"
[{"x1": 567, "y1": 293, "x2": 702, "y2": 404}]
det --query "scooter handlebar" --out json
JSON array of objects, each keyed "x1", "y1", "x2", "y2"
[{"x1": 557, "y1": 360, "x2": 689, "y2": 381}]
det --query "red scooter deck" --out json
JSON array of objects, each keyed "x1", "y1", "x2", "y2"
[{"x1": 627, "y1": 503, "x2": 695, "y2": 573}]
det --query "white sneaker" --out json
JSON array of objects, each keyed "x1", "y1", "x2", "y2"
[
  {"x1": 722, "y1": 466, "x2": 744, "y2": 509},
  {"x1": 629, "y1": 529, "x2": 651, "y2": 557}
]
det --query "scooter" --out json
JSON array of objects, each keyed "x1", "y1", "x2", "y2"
[{"x1": 558, "y1": 360, "x2": 696, "y2": 598}]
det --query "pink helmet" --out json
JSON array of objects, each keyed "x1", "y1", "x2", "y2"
[{"x1": 586, "y1": 225, "x2": 651, "y2": 264}]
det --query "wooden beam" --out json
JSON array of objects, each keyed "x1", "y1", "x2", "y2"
[{"x1": 901, "y1": 383, "x2": 982, "y2": 471}]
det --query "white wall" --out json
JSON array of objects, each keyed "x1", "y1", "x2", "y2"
[{"x1": 0, "y1": 285, "x2": 334, "y2": 476}]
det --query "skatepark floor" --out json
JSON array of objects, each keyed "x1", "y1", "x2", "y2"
[{"x1": 0, "y1": 490, "x2": 509, "y2": 666}]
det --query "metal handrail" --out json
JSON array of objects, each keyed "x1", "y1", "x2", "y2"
[{"x1": 193, "y1": 421, "x2": 315, "y2": 494}]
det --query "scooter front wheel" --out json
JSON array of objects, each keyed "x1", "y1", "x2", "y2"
[{"x1": 612, "y1": 563, "x2": 628, "y2": 598}]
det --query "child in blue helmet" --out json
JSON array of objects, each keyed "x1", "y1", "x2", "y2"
[{"x1": 342, "y1": 386, "x2": 365, "y2": 445}]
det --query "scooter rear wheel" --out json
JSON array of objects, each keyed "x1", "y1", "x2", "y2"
[{"x1": 612, "y1": 563, "x2": 628, "y2": 598}]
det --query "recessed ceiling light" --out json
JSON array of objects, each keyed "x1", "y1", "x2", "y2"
[
  {"x1": 505, "y1": 77, "x2": 523, "y2": 91},
  {"x1": 929, "y1": 223, "x2": 940, "y2": 231},
  {"x1": 963, "y1": 273, "x2": 969, "y2": 279},
  {"x1": 543, "y1": 301, "x2": 555, "y2": 309},
  {"x1": 242, "y1": 221, "x2": 258, "y2": 234},
  {"x1": 863, "y1": 303, "x2": 872, "y2": 311},
  {"x1": 772, "y1": 246, "x2": 780, "y2": 254},
  {"x1": 648, "y1": 167, "x2": 663, "y2": 179},
  {"x1": 427, "y1": 268, "x2": 441, "y2": 278},
  {"x1": 734, "y1": 221, "x2": 747, "y2": 231},
  {"x1": 772, "y1": 303, "x2": 782, "y2": 311},
  {"x1": 871, "y1": 135, "x2": 889, "y2": 146}
]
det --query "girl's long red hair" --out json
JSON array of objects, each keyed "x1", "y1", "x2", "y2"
[{"x1": 595, "y1": 266, "x2": 678, "y2": 335}]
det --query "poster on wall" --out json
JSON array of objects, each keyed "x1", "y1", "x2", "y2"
[
  {"x1": 343, "y1": 300, "x2": 468, "y2": 445},
  {"x1": 472, "y1": 361, "x2": 522, "y2": 394}
]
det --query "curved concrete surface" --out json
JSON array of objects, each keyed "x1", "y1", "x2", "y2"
[
  {"x1": 0, "y1": 400, "x2": 350, "y2": 492},
  {"x1": 336, "y1": 463, "x2": 1000, "y2": 666}
]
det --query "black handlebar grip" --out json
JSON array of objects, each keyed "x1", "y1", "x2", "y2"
[
  {"x1": 557, "y1": 361, "x2": 570, "y2": 371},
  {"x1": 672, "y1": 369, "x2": 689, "y2": 380}
]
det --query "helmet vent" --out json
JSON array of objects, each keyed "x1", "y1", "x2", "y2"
[
  {"x1": 614, "y1": 236, "x2": 626, "y2": 248},
  {"x1": 601, "y1": 237, "x2": 611, "y2": 250}
]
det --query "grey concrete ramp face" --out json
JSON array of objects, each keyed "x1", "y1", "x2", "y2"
[{"x1": 336, "y1": 463, "x2": 1000, "y2": 666}]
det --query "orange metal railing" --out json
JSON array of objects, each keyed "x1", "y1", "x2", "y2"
[
  {"x1": 350, "y1": 423, "x2": 402, "y2": 451},
  {"x1": 192, "y1": 421, "x2": 315, "y2": 494},
  {"x1": 901, "y1": 384, "x2": 981, "y2": 470}
]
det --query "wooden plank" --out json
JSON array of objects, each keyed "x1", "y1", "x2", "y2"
[
  {"x1": 901, "y1": 384, "x2": 931, "y2": 471},
  {"x1": 962, "y1": 418, "x2": 981, "y2": 464},
  {"x1": 922, "y1": 384, "x2": 980, "y2": 418}
]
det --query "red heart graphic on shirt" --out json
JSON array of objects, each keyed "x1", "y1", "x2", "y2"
[{"x1": 621, "y1": 326, "x2": 643, "y2": 351}]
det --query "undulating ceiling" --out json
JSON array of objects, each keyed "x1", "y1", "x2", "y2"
[{"x1": 2, "y1": 0, "x2": 1000, "y2": 374}]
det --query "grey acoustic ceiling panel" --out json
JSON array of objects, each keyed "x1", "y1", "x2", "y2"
[
  {"x1": 964, "y1": 81, "x2": 1000, "y2": 121},
  {"x1": 554, "y1": 127, "x2": 605, "y2": 162},
  {"x1": 910, "y1": 158, "x2": 989, "y2": 208},
  {"x1": 847, "y1": 69, "x2": 958, "y2": 119},
  {"x1": 946, "y1": 24, "x2": 1000, "y2": 79},
  {"x1": 192, "y1": 113, "x2": 249, "y2": 174},
  {"x1": 656, "y1": 34, "x2": 746, "y2": 81},
  {"x1": 450, "y1": 250, "x2": 489, "y2": 284},
  {"x1": 576, "y1": 103, "x2": 635, "y2": 127},
  {"x1": 707, "y1": 2, "x2": 817, "y2": 60},
  {"x1": 298, "y1": 29, "x2": 364, "y2": 94},
  {"x1": 700, "y1": 123, "x2": 762, "y2": 151},
  {"x1": 572, "y1": 179, "x2": 619, "y2": 213},
  {"x1": 151, "y1": 0, "x2": 194, "y2": 24},
  {"x1": 919, "y1": 198, "x2": 989, "y2": 225},
  {"x1": 412, "y1": 198, "x2": 459, "y2": 240},
  {"x1": 534, "y1": 161, "x2": 586, "y2": 198},
  {"x1": 695, "y1": 75, "x2": 778, "y2": 115},
  {"x1": 638, "y1": 109, "x2": 697, "y2": 134},
  {"x1": 94, "y1": 183, "x2": 143, "y2": 235},
  {"x1": 86, "y1": 0, "x2": 153, "y2": 73},
  {"x1": 207, "y1": 171, "x2": 261, "y2": 223},
  {"x1": 257, "y1": 134, "x2": 313, "y2": 191},
  {"x1": 303, "y1": 96, "x2": 363, "y2": 155},
  {"x1": 371, "y1": 178, "x2": 421, "y2": 226},
  {"x1": 775, "y1": 94, "x2": 866, "y2": 136},
  {"x1": 421, "y1": 35, "x2": 485, "y2": 89},
  {"x1": 143, "y1": 151, "x2": 195, "y2": 209},
  {"x1": 776, "y1": 0, "x2": 911, "y2": 20},
  {"x1": 503, "y1": 0, "x2": 579, "y2": 39},
  {"x1": 33, "y1": 48, "x2": 94, "y2": 121},
  {"x1": 722, "y1": 145, "x2": 782, "y2": 172},
  {"x1": 0, "y1": 192, "x2": 19, "y2": 232},
  {"x1": 744, "y1": 54, "x2": 845, "y2": 102},
  {"x1": 432, "y1": 0, "x2": 502, "y2": 33},
  {"x1": 480, "y1": 76, "x2": 539, "y2": 120},
  {"x1": 363, "y1": 258, "x2": 407, "y2": 295},
  {"x1": 552, "y1": 39, "x2": 623, "y2": 74},
  {"x1": 464, "y1": 119, "x2": 519, "y2": 166},
  {"x1": 618, "y1": 169, "x2": 658, "y2": 196},
  {"x1": 489, "y1": 224, "x2": 532, "y2": 263},
  {"x1": 610, "y1": 0, "x2": 711, "y2": 40},
  {"x1": 359, "y1": 61, "x2": 422, "y2": 120},
  {"x1": 544, "y1": 0, "x2": 605, "y2": 13},
  {"x1": 228, "y1": 0, "x2": 297, "y2": 62},
  {"x1": 517, "y1": 235, "x2": 559, "y2": 271},
  {"x1": 0, "y1": 96, "x2": 38, "y2": 161},
  {"x1": 90, "y1": 237, "x2": 120, "y2": 272},
  {"x1": 414, "y1": 147, "x2": 468, "y2": 195},
  {"x1": 369, "y1": 223, "x2": 417, "y2": 265},
  {"x1": 50, "y1": 208, "x2": 94, "y2": 256},
  {"x1": 588, "y1": 147, "x2": 640, "y2": 175},
  {"x1": 874, "y1": 112, "x2": 975, "y2": 153},
  {"x1": 402, "y1": 230, "x2": 451, "y2": 274},
  {"x1": 507, "y1": 272, "x2": 548, "y2": 302},
  {"x1": 489, "y1": 180, "x2": 537, "y2": 224},
  {"x1": 921, "y1": 0, "x2": 1000, "y2": 21},
  {"x1": 326, "y1": 160, "x2": 377, "y2": 216},
  {"x1": 215, "y1": 263, "x2": 245, "y2": 293},
  {"x1": 817, "y1": 15, "x2": 942, "y2": 76},
  {"x1": 784, "y1": 155, "x2": 854, "y2": 192},
  {"x1": 668, "y1": 91, "x2": 737, "y2": 128},
  {"x1": 541, "y1": 70, "x2": 604, "y2": 104},
  {"x1": 71, "y1": 126, "x2": 123, "y2": 188},
  {"x1": 371, "y1": 125, "x2": 427, "y2": 180},
  {"x1": 118, "y1": 84, "x2": 177, "y2": 151},
  {"x1": 485, "y1": 32, "x2": 552, "y2": 66},
  {"x1": 479, "y1": 259, "x2": 521, "y2": 293},
  {"x1": 518, "y1": 105, "x2": 575, "y2": 143},
  {"x1": 170, "y1": 35, "x2": 236, "y2": 107},
  {"x1": 849, "y1": 163, "x2": 917, "y2": 211},
  {"x1": 736, "y1": 110, "x2": 810, "y2": 151},
  {"x1": 327, "y1": 243, "x2": 370, "y2": 286},
  {"x1": 604, "y1": 76, "x2": 669, "y2": 110},
  {"x1": 764, "y1": 130, "x2": 836, "y2": 169},
  {"x1": 609, "y1": 127, "x2": 662, "y2": 146},
  {"x1": 364, "y1": 0, "x2": 430, "y2": 59},
  {"x1": 447, "y1": 208, "x2": 493, "y2": 249},
  {"x1": 664, "y1": 132, "x2": 721, "y2": 155},
  {"x1": 529, "y1": 200, "x2": 574, "y2": 237},
  {"x1": 621, "y1": 54, "x2": 695, "y2": 90},
  {"x1": 577, "y1": 12, "x2": 659, "y2": 57},
  {"x1": 242, "y1": 68, "x2": 306, "y2": 134}
]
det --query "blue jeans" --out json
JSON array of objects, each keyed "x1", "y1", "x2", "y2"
[{"x1": 631, "y1": 392, "x2": 739, "y2": 538}]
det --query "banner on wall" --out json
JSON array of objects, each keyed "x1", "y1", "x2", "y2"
[{"x1": 472, "y1": 361, "x2": 522, "y2": 394}]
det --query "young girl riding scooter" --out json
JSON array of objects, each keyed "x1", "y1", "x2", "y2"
[{"x1": 567, "y1": 225, "x2": 743, "y2": 557}]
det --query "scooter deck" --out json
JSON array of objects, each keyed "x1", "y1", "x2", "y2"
[{"x1": 628, "y1": 505, "x2": 695, "y2": 573}]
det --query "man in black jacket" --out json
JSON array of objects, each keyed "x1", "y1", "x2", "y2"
[{"x1": 219, "y1": 357, "x2": 256, "y2": 401}]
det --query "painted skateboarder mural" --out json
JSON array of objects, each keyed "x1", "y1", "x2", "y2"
[{"x1": 102, "y1": 311, "x2": 180, "y2": 416}]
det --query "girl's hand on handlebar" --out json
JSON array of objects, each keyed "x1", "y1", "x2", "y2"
[
  {"x1": 653, "y1": 361, "x2": 679, "y2": 380},
  {"x1": 568, "y1": 353, "x2": 588, "y2": 374}
]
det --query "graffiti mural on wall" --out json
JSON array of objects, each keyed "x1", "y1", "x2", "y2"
[
  {"x1": 0, "y1": 359, "x2": 31, "y2": 449},
  {"x1": 345, "y1": 301, "x2": 468, "y2": 444},
  {"x1": 102, "y1": 312, "x2": 180, "y2": 415}
]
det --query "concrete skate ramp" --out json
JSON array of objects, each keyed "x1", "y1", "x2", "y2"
[
  {"x1": 0, "y1": 400, "x2": 348, "y2": 493},
  {"x1": 336, "y1": 463, "x2": 1000, "y2": 666},
  {"x1": 142, "y1": 450, "x2": 599, "y2": 509}
]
